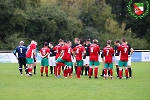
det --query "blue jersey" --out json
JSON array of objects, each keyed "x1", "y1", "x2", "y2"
[{"x1": 13, "y1": 46, "x2": 27, "y2": 58}]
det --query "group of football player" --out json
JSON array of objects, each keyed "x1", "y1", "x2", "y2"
[{"x1": 13, "y1": 37, "x2": 133, "y2": 79}]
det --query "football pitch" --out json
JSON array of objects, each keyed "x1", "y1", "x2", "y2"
[{"x1": 0, "y1": 62, "x2": 150, "y2": 100}]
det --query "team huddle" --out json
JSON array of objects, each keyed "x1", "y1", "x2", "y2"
[{"x1": 13, "y1": 38, "x2": 133, "y2": 79}]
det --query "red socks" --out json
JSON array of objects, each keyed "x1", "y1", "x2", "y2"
[
  {"x1": 45, "y1": 67, "x2": 48, "y2": 75},
  {"x1": 104, "y1": 68, "x2": 107, "y2": 77},
  {"x1": 125, "y1": 69, "x2": 128, "y2": 78},
  {"x1": 57, "y1": 65, "x2": 61, "y2": 76},
  {"x1": 110, "y1": 69, "x2": 113, "y2": 77},
  {"x1": 55, "y1": 66, "x2": 57, "y2": 76},
  {"x1": 28, "y1": 67, "x2": 32, "y2": 75},
  {"x1": 40, "y1": 67, "x2": 44, "y2": 74},
  {"x1": 77, "y1": 67, "x2": 81, "y2": 78},
  {"x1": 89, "y1": 68, "x2": 92, "y2": 77},
  {"x1": 94, "y1": 67, "x2": 98, "y2": 77},
  {"x1": 68, "y1": 68, "x2": 72, "y2": 77},
  {"x1": 119, "y1": 69, "x2": 122, "y2": 78},
  {"x1": 63, "y1": 69, "x2": 67, "y2": 77}
]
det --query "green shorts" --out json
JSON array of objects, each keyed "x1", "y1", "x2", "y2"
[
  {"x1": 119, "y1": 60, "x2": 127, "y2": 67},
  {"x1": 56, "y1": 58, "x2": 68, "y2": 65},
  {"x1": 76, "y1": 60, "x2": 83, "y2": 67},
  {"x1": 67, "y1": 62, "x2": 73, "y2": 67},
  {"x1": 104, "y1": 63, "x2": 113, "y2": 69},
  {"x1": 41, "y1": 58, "x2": 49, "y2": 66},
  {"x1": 89, "y1": 61, "x2": 100, "y2": 66},
  {"x1": 26, "y1": 58, "x2": 34, "y2": 64}
]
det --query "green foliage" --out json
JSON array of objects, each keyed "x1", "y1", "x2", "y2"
[{"x1": 0, "y1": 0, "x2": 149, "y2": 49}]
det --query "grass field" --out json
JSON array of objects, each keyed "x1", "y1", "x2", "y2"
[{"x1": 0, "y1": 62, "x2": 150, "y2": 100}]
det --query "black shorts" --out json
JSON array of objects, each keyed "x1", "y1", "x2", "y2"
[{"x1": 18, "y1": 58, "x2": 26, "y2": 67}]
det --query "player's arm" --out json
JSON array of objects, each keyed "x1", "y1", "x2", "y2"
[
  {"x1": 13, "y1": 48, "x2": 18, "y2": 59},
  {"x1": 129, "y1": 48, "x2": 134, "y2": 57},
  {"x1": 82, "y1": 49, "x2": 86, "y2": 58},
  {"x1": 101, "y1": 52, "x2": 104, "y2": 68},
  {"x1": 58, "y1": 50, "x2": 64, "y2": 58}
]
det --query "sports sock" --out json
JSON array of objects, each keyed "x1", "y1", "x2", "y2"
[
  {"x1": 81, "y1": 66, "x2": 84, "y2": 75},
  {"x1": 119, "y1": 69, "x2": 122, "y2": 78},
  {"x1": 58, "y1": 65, "x2": 61, "y2": 76},
  {"x1": 45, "y1": 66, "x2": 48, "y2": 76},
  {"x1": 89, "y1": 67, "x2": 92, "y2": 77},
  {"x1": 85, "y1": 66, "x2": 89, "y2": 75},
  {"x1": 54, "y1": 66, "x2": 56, "y2": 74},
  {"x1": 25, "y1": 66, "x2": 28, "y2": 74},
  {"x1": 108, "y1": 69, "x2": 110, "y2": 76},
  {"x1": 128, "y1": 68, "x2": 132, "y2": 77},
  {"x1": 117, "y1": 68, "x2": 119, "y2": 76},
  {"x1": 77, "y1": 67, "x2": 81, "y2": 78},
  {"x1": 68, "y1": 67, "x2": 72, "y2": 77},
  {"x1": 55, "y1": 66, "x2": 58, "y2": 76},
  {"x1": 75, "y1": 66, "x2": 77, "y2": 74},
  {"x1": 19, "y1": 67, "x2": 23, "y2": 74},
  {"x1": 40, "y1": 67, "x2": 44, "y2": 75},
  {"x1": 104, "y1": 68, "x2": 107, "y2": 77},
  {"x1": 28, "y1": 67, "x2": 32, "y2": 75},
  {"x1": 110, "y1": 69, "x2": 113, "y2": 77},
  {"x1": 34, "y1": 66, "x2": 36, "y2": 74},
  {"x1": 64, "y1": 69, "x2": 67, "y2": 77},
  {"x1": 50, "y1": 66, "x2": 53, "y2": 74},
  {"x1": 94, "y1": 67, "x2": 98, "y2": 78},
  {"x1": 125, "y1": 69, "x2": 128, "y2": 78}
]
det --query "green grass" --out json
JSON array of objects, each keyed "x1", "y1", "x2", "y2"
[{"x1": 0, "y1": 62, "x2": 150, "y2": 100}]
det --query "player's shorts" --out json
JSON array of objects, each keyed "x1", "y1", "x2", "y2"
[
  {"x1": 89, "y1": 61, "x2": 100, "y2": 66},
  {"x1": 104, "y1": 63, "x2": 113, "y2": 69},
  {"x1": 26, "y1": 58, "x2": 34, "y2": 64},
  {"x1": 119, "y1": 60, "x2": 127, "y2": 67},
  {"x1": 56, "y1": 58, "x2": 68, "y2": 65},
  {"x1": 83, "y1": 56, "x2": 89, "y2": 65},
  {"x1": 115, "y1": 56, "x2": 120, "y2": 65},
  {"x1": 76, "y1": 60, "x2": 83, "y2": 67},
  {"x1": 41, "y1": 58, "x2": 49, "y2": 66},
  {"x1": 67, "y1": 62, "x2": 73, "y2": 67},
  {"x1": 49, "y1": 56, "x2": 56, "y2": 66},
  {"x1": 127, "y1": 56, "x2": 131, "y2": 66},
  {"x1": 18, "y1": 58, "x2": 26, "y2": 66}
]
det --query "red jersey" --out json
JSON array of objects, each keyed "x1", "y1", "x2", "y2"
[
  {"x1": 118, "y1": 44, "x2": 129, "y2": 61},
  {"x1": 60, "y1": 44, "x2": 71, "y2": 62},
  {"x1": 103, "y1": 46, "x2": 114, "y2": 63},
  {"x1": 53, "y1": 44, "x2": 62, "y2": 59},
  {"x1": 40, "y1": 46, "x2": 50, "y2": 58},
  {"x1": 26, "y1": 43, "x2": 36, "y2": 58},
  {"x1": 73, "y1": 45, "x2": 85, "y2": 61},
  {"x1": 89, "y1": 44, "x2": 100, "y2": 61}
]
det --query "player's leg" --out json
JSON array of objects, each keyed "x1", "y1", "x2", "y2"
[
  {"x1": 68, "y1": 62, "x2": 73, "y2": 77},
  {"x1": 115, "y1": 56, "x2": 119, "y2": 77},
  {"x1": 27, "y1": 58, "x2": 34, "y2": 76},
  {"x1": 104, "y1": 63, "x2": 108, "y2": 79},
  {"x1": 89, "y1": 61, "x2": 94, "y2": 78},
  {"x1": 40, "y1": 58, "x2": 44, "y2": 76},
  {"x1": 22, "y1": 58, "x2": 28, "y2": 75},
  {"x1": 109, "y1": 63, "x2": 113, "y2": 79},
  {"x1": 56, "y1": 58, "x2": 66, "y2": 77},
  {"x1": 44, "y1": 58, "x2": 49, "y2": 77},
  {"x1": 128, "y1": 57, "x2": 132, "y2": 78},
  {"x1": 52, "y1": 56, "x2": 56, "y2": 75},
  {"x1": 49, "y1": 57, "x2": 53, "y2": 74},
  {"x1": 76, "y1": 60, "x2": 83, "y2": 78},
  {"x1": 123, "y1": 62, "x2": 129, "y2": 79},
  {"x1": 33, "y1": 58, "x2": 36, "y2": 74},
  {"x1": 18, "y1": 58, "x2": 23, "y2": 76},
  {"x1": 118, "y1": 60, "x2": 123, "y2": 79},
  {"x1": 85, "y1": 56, "x2": 89, "y2": 75},
  {"x1": 93, "y1": 61, "x2": 99, "y2": 79}
]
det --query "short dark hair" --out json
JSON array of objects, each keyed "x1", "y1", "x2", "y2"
[
  {"x1": 107, "y1": 40, "x2": 111, "y2": 45},
  {"x1": 115, "y1": 40, "x2": 120, "y2": 43},
  {"x1": 64, "y1": 40, "x2": 67, "y2": 43},
  {"x1": 80, "y1": 39, "x2": 84, "y2": 44},
  {"x1": 50, "y1": 42, "x2": 53, "y2": 45},
  {"x1": 67, "y1": 40, "x2": 71, "y2": 44},
  {"x1": 86, "y1": 39, "x2": 91, "y2": 42},
  {"x1": 122, "y1": 38, "x2": 126, "y2": 42},
  {"x1": 44, "y1": 42, "x2": 48, "y2": 46}
]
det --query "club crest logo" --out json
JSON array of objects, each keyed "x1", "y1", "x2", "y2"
[{"x1": 128, "y1": 0, "x2": 149, "y2": 19}]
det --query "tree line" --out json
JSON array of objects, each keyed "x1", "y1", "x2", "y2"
[{"x1": 0, "y1": 0, "x2": 149, "y2": 50}]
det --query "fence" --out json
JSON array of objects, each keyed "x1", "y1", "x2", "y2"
[{"x1": 0, "y1": 50, "x2": 150, "y2": 63}]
